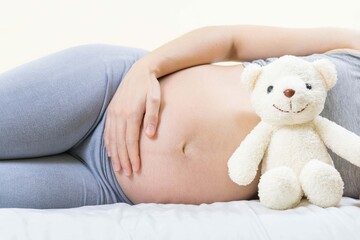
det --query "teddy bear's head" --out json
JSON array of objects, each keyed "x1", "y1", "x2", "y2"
[{"x1": 241, "y1": 55, "x2": 337, "y2": 126}]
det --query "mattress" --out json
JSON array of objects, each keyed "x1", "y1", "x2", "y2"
[{"x1": 0, "y1": 197, "x2": 359, "y2": 240}]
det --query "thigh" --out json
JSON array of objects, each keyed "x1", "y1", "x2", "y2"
[
  {"x1": 66, "y1": 47, "x2": 151, "y2": 205},
  {"x1": 68, "y1": 109, "x2": 134, "y2": 205},
  {"x1": 0, "y1": 44, "x2": 148, "y2": 159},
  {"x1": 0, "y1": 153, "x2": 100, "y2": 209}
]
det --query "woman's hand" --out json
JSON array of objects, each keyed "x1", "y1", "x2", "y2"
[{"x1": 104, "y1": 61, "x2": 161, "y2": 176}]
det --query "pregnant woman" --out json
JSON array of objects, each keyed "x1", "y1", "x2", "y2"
[{"x1": 0, "y1": 25, "x2": 359, "y2": 208}]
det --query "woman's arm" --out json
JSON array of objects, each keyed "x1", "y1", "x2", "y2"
[
  {"x1": 138, "y1": 25, "x2": 359, "y2": 78},
  {"x1": 104, "y1": 25, "x2": 359, "y2": 176}
]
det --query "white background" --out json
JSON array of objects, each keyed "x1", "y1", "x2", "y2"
[{"x1": 1, "y1": 0, "x2": 359, "y2": 73}]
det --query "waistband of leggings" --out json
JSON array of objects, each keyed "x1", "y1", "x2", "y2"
[{"x1": 107, "y1": 163, "x2": 134, "y2": 205}]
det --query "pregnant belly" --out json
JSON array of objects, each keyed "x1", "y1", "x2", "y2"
[{"x1": 115, "y1": 64, "x2": 261, "y2": 204}]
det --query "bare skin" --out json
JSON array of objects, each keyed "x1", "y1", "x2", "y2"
[
  {"x1": 115, "y1": 63, "x2": 261, "y2": 204},
  {"x1": 114, "y1": 48, "x2": 360, "y2": 204},
  {"x1": 103, "y1": 25, "x2": 360, "y2": 204}
]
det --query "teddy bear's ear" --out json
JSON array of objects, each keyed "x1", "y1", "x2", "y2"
[
  {"x1": 312, "y1": 59, "x2": 337, "y2": 90},
  {"x1": 241, "y1": 63, "x2": 262, "y2": 91}
]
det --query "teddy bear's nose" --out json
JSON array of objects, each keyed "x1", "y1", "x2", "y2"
[{"x1": 283, "y1": 89, "x2": 295, "y2": 98}]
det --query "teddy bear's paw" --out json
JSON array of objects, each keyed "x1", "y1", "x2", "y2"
[
  {"x1": 228, "y1": 162, "x2": 258, "y2": 186},
  {"x1": 228, "y1": 168, "x2": 257, "y2": 186},
  {"x1": 300, "y1": 159, "x2": 344, "y2": 208},
  {"x1": 258, "y1": 167, "x2": 303, "y2": 210}
]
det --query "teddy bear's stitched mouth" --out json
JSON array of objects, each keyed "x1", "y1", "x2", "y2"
[{"x1": 273, "y1": 103, "x2": 309, "y2": 113}]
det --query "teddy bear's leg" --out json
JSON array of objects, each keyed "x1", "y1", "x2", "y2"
[
  {"x1": 299, "y1": 159, "x2": 344, "y2": 207},
  {"x1": 258, "y1": 166, "x2": 303, "y2": 210}
]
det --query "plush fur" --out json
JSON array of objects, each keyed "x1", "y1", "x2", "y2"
[{"x1": 227, "y1": 55, "x2": 360, "y2": 210}]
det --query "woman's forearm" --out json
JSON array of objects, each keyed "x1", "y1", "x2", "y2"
[
  {"x1": 137, "y1": 26, "x2": 235, "y2": 78},
  {"x1": 137, "y1": 25, "x2": 358, "y2": 78},
  {"x1": 231, "y1": 25, "x2": 359, "y2": 61}
]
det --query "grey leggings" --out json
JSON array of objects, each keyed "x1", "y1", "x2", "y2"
[{"x1": 0, "y1": 44, "x2": 148, "y2": 208}]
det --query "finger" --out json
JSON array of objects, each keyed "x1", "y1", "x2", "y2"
[
  {"x1": 144, "y1": 79, "x2": 161, "y2": 138},
  {"x1": 109, "y1": 115, "x2": 121, "y2": 172},
  {"x1": 126, "y1": 115, "x2": 142, "y2": 173},
  {"x1": 117, "y1": 120, "x2": 132, "y2": 176}
]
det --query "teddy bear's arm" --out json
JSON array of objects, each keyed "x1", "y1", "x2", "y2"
[
  {"x1": 314, "y1": 116, "x2": 360, "y2": 167},
  {"x1": 227, "y1": 121, "x2": 274, "y2": 186}
]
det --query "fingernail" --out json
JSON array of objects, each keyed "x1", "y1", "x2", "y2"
[
  {"x1": 107, "y1": 151, "x2": 111, "y2": 157},
  {"x1": 133, "y1": 157, "x2": 140, "y2": 172},
  {"x1": 146, "y1": 124, "x2": 155, "y2": 136},
  {"x1": 112, "y1": 162, "x2": 120, "y2": 172},
  {"x1": 124, "y1": 168, "x2": 131, "y2": 176}
]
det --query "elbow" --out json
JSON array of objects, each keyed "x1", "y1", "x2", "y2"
[{"x1": 221, "y1": 34, "x2": 238, "y2": 62}]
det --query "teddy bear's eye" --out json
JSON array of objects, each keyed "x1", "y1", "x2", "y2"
[
  {"x1": 305, "y1": 83, "x2": 312, "y2": 90},
  {"x1": 267, "y1": 85, "x2": 273, "y2": 93}
]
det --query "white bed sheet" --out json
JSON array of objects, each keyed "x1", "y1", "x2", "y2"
[{"x1": 0, "y1": 197, "x2": 359, "y2": 240}]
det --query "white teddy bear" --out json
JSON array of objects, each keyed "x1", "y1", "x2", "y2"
[{"x1": 227, "y1": 55, "x2": 360, "y2": 210}]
